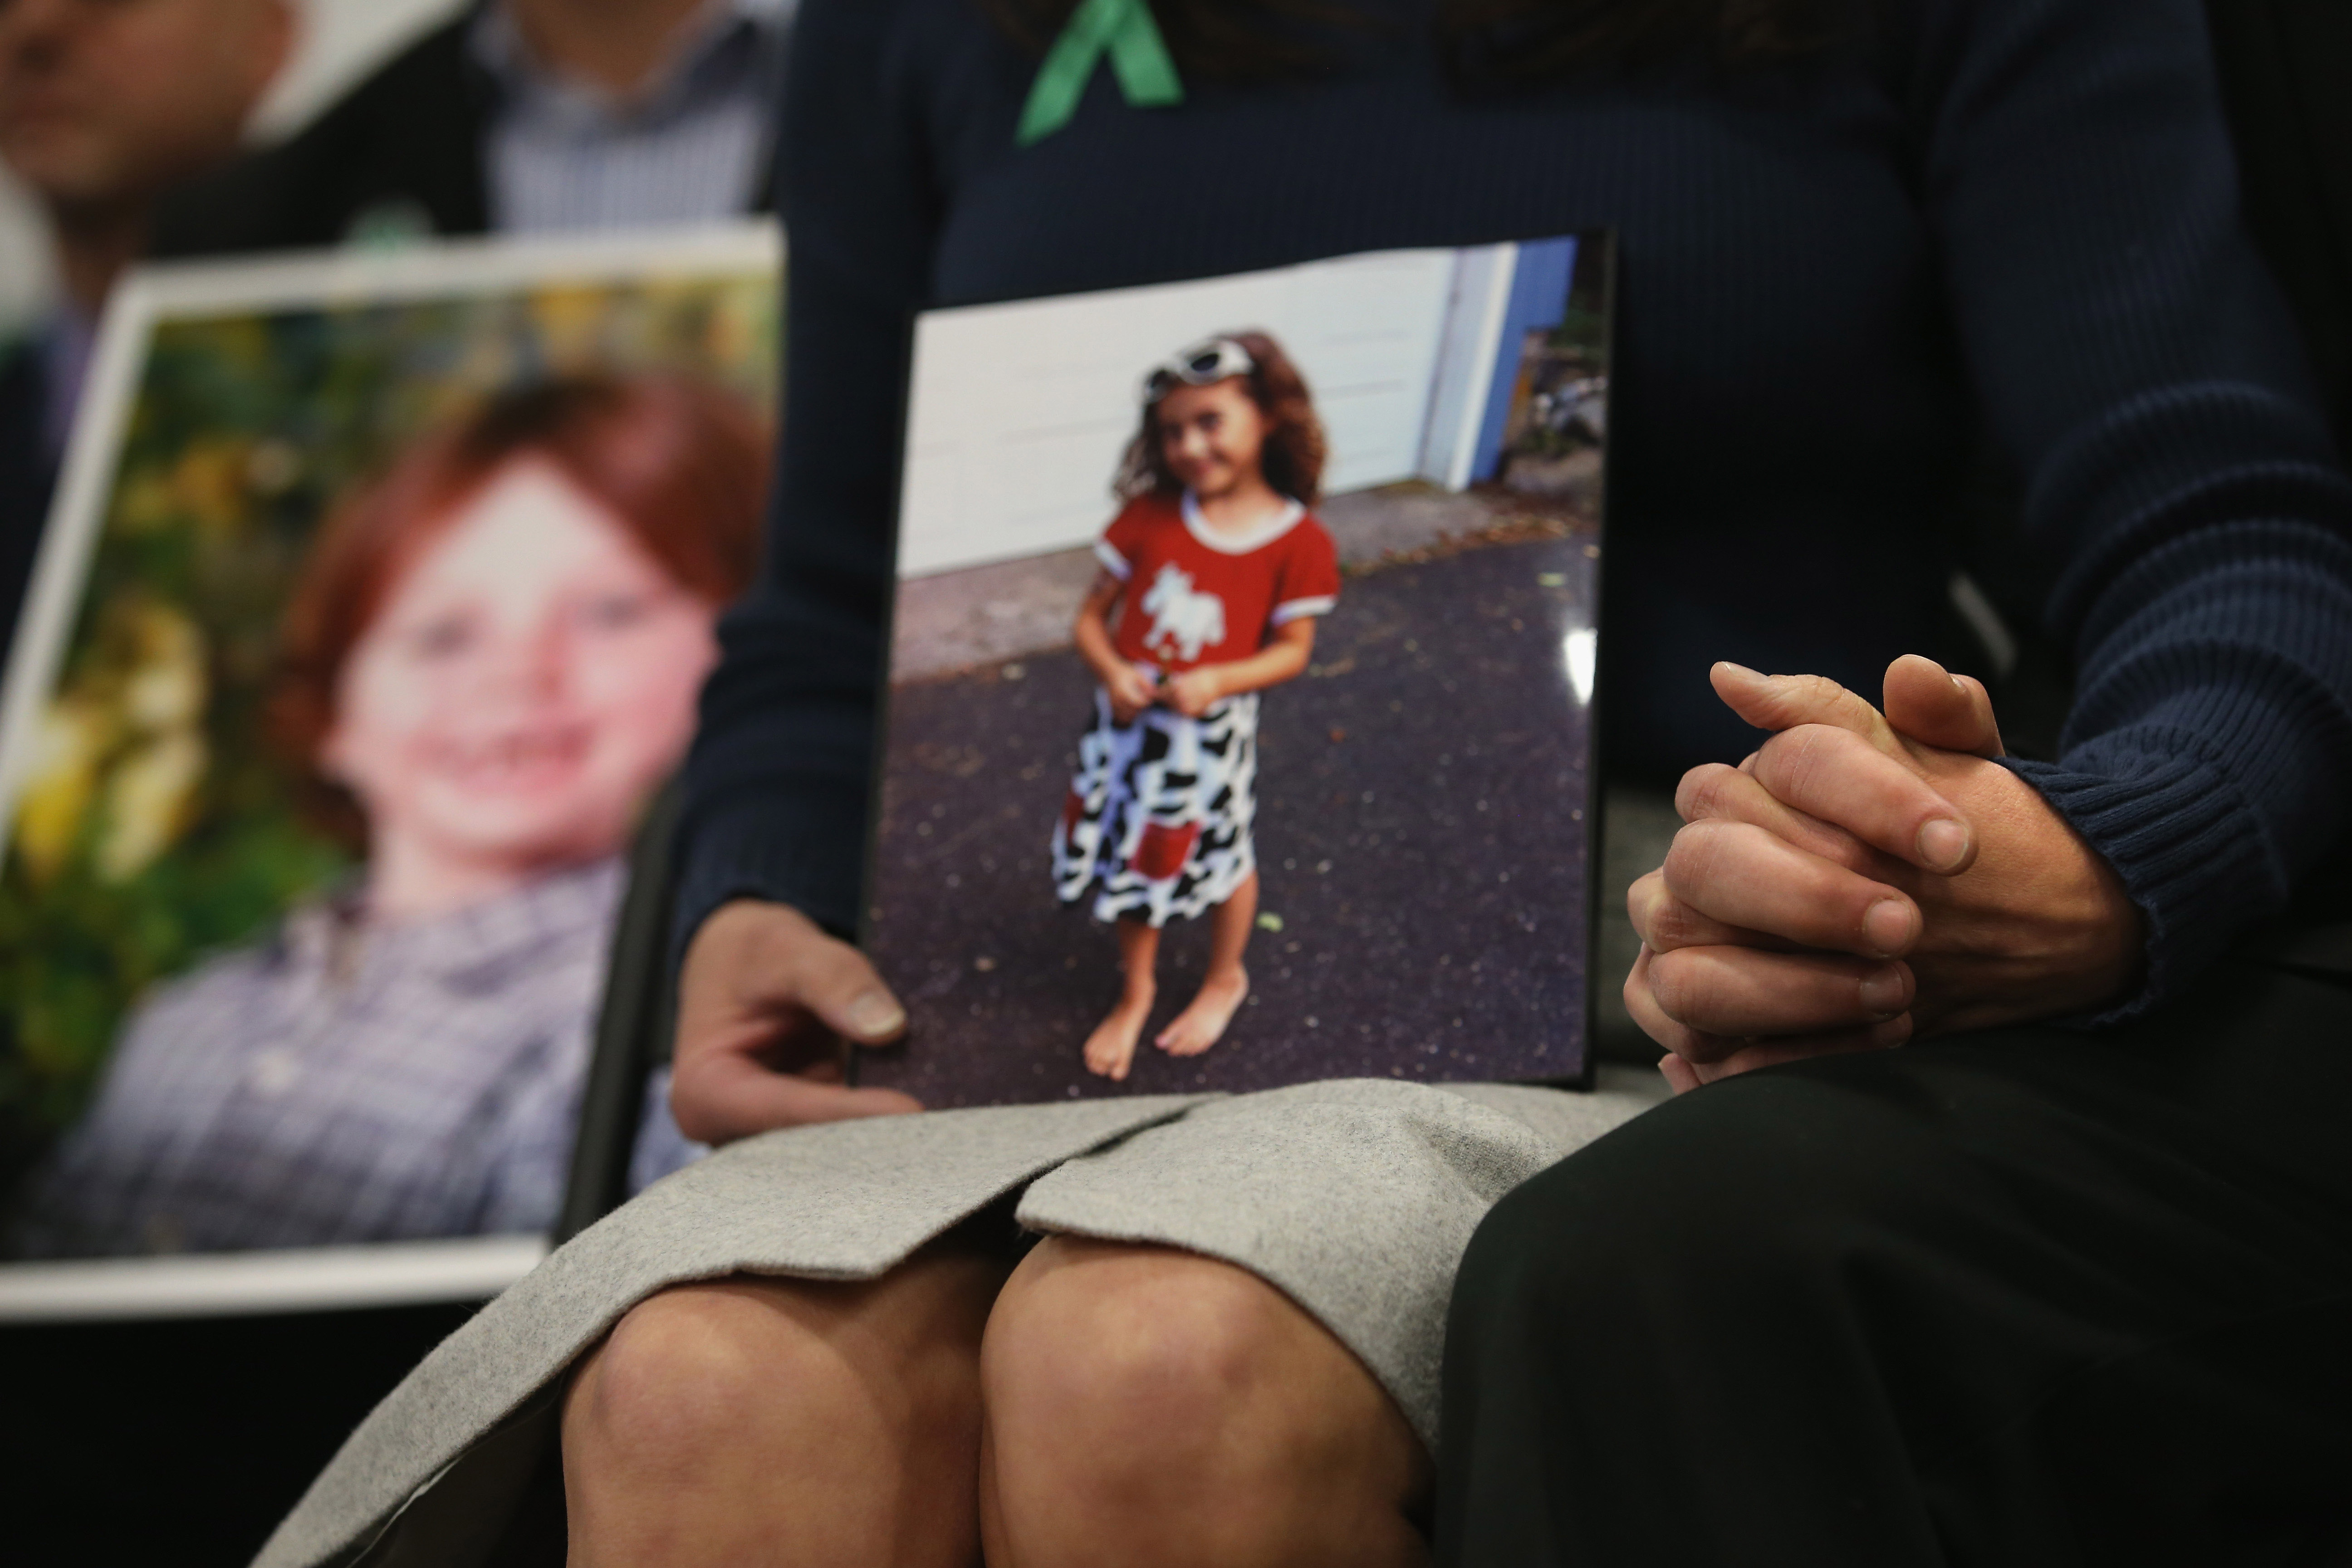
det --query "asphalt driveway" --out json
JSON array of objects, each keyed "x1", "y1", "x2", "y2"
[{"x1": 862, "y1": 533, "x2": 1598, "y2": 1107}]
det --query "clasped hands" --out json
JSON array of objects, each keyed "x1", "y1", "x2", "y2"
[
  {"x1": 1630, "y1": 655, "x2": 2144, "y2": 1093},
  {"x1": 1104, "y1": 660, "x2": 1225, "y2": 722}
]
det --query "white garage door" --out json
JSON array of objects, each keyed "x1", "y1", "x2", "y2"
[{"x1": 898, "y1": 248, "x2": 1469, "y2": 578}]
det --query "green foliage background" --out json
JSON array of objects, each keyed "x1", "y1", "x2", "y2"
[{"x1": 0, "y1": 267, "x2": 778, "y2": 1182}]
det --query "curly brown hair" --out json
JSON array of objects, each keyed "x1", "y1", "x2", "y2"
[{"x1": 1114, "y1": 330, "x2": 1329, "y2": 505}]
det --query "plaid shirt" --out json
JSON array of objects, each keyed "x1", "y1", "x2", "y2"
[{"x1": 13, "y1": 859, "x2": 699, "y2": 1258}]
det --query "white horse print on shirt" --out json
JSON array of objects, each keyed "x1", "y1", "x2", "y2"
[{"x1": 1141, "y1": 563, "x2": 1227, "y2": 665}]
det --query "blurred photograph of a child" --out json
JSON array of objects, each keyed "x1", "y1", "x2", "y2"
[
  {"x1": 0, "y1": 233, "x2": 779, "y2": 1264},
  {"x1": 13, "y1": 374, "x2": 762, "y2": 1255}
]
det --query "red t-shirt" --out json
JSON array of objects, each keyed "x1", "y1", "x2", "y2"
[{"x1": 1097, "y1": 492, "x2": 1342, "y2": 674}]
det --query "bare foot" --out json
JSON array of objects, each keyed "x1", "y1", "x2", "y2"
[
  {"x1": 1157, "y1": 968, "x2": 1249, "y2": 1058},
  {"x1": 1083, "y1": 987, "x2": 1155, "y2": 1081}
]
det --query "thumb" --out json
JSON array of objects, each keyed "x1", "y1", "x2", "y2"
[
  {"x1": 1710, "y1": 663, "x2": 1899, "y2": 751},
  {"x1": 792, "y1": 938, "x2": 910, "y2": 1048},
  {"x1": 1881, "y1": 655, "x2": 2004, "y2": 758}
]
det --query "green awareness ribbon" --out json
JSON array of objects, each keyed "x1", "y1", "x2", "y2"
[{"x1": 1015, "y1": 0, "x2": 1185, "y2": 147}]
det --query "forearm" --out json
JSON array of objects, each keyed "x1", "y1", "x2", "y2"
[
  {"x1": 2031, "y1": 492, "x2": 2352, "y2": 1011},
  {"x1": 677, "y1": 628, "x2": 873, "y2": 947},
  {"x1": 2022, "y1": 566, "x2": 2352, "y2": 1008},
  {"x1": 1073, "y1": 604, "x2": 1130, "y2": 688},
  {"x1": 674, "y1": 0, "x2": 933, "y2": 957},
  {"x1": 1924, "y1": 0, "x2": 2352, "y2": 1002}
]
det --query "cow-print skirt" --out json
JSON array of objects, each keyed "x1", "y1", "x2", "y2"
[{"x1": 1051, "y1": 689, "x2": 1259, "y2": 927}]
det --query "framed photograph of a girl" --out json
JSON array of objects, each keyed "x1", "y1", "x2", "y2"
[
  {"x1": 0, "y1": 225, "x2": 779, "y2": 1277},
  {"x1": 867, "y1": 235, "x2": 1610, "y2": 1107}
]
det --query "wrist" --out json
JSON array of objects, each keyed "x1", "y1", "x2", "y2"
[
  {"x1": 691, "y1": 897, "x2": 809, "y2": 970},
  {"x1": 1912, "y1": 764, "x2": 2146, "y2": 1032},
  {"x1": 2000, "y1": 749, "x2": 2283, "y2": 1021}
]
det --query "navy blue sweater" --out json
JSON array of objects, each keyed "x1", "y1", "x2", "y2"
[{"x1": 679, "y1": 0, "x2": 2352, "y2": 1013}]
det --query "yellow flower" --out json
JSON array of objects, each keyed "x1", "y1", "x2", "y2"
[
  {"x1": 13, "y1": 698, "x2": 110, "y2": 883},
  {"x1": 95, "y1": 727, "x2": 207, "y2": 884},
  {"x1": 110, "y1": 469, "x2": 178, "y2": 536},
  {"x1": 118, "y1": 601, "x2": 208, "y2": 733},
  {"x1": 171, "y1": 439, "x2": 255, "y2": 540}
]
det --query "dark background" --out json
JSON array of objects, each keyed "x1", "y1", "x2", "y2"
[
  {"x1": 0, "y1": 1301, "x2": 475, "y2": 1565},
  {"x1": 863, "y1": 532, "x2": 1597, "y2": 1106}
]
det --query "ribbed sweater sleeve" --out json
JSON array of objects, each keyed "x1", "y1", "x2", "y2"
[
  {"x1": 673, "y1": 0, "x2": 929, "y2": 942},
  {"x1": 1916, "y1": 0, "x2": 2352, "y2": 1010}
]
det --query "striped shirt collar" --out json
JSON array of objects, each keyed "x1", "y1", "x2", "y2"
[{"x1": 469, "y1": 0, "x2": 787, "y2": 131}]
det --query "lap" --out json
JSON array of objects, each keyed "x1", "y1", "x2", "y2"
[
  {"x1": 1445, "y1": 956, "x2": 2352, "y2": 1564},
  {"x1": 578, "y1": 1231, "x2": 1016, "y2": 1405},
  {"x1": 585, "y1": 1227, "x2": 1338, "y2": 1396},
  {"x1": 1476, "y1": 955, "x2": 2352, "y2": 1306},
  {"x1": 590, "y1": 1229, "x2": 1411, "y2": 1431},
  {"x1": 258, "y1": 1079, "x2": 1650, "y2": 1568}
]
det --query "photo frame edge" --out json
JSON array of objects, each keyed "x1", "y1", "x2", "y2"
[
  {"x1": 0, "y1": 1232, "x2": 549, "y2": 1321},
  {"x1": 0, "y1": 272, "x2": 161, "y2": 864},
  {"x1": 127, "y1": 217, "x2": 784, "y2": 320},
  {"x1": 0, "y1": 222, "x2": 792, "y2": 1312}
]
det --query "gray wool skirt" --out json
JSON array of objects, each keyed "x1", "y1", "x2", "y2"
[{"x1": 253, "y1": 1075, "x2": 1659, "y2": 1568}]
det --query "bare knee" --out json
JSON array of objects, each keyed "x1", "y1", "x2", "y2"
[
  {"x1": 567, "y1": 1280, "x2": 829, "y2": 1474},
  {"x1": 984, "y1": 1240, "x2": 1292, "y2": 1450},
  {"x1": 980, "y1": 1239, "x2": 1426, "y2": 1567},
  {"x1": 570, "y1": 1248, "x2": 1006, "y2": 1477},
  {"x1": 564, "y1": 1252, "x2": 1009, "y2": 1567}
]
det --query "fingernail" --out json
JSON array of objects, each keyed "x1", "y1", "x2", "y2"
[
  {"x1": 847, "y1": 991, "x2": 906, "y2": 1039},
  {"x1": 1862, "y1": 898, "x2": 1915, "y2": 955},
  {"x1": 1857, "y1": 965, "x2": 1906, "y2": 1016},
  {"x1": 1916, "y1": 817, "x2": 1969, "y2": 871},
  {"x1": 1716, "y1": 661, "x2": 1764, "y2": 682}
]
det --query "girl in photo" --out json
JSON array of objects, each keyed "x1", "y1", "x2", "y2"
[
  {"x1": 15, "y1": 375, "x2": 763, "y2": 1255},
  {"x1": 1051, "y1": 331, "x2": 1341, "y2": 1081}
]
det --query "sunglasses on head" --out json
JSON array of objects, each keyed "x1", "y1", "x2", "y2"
[{"x1": 1140, "y1": 338, "x2": 1256, "y2": 404}]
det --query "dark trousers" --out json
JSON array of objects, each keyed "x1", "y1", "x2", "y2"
[{"x1": 1437, "y1": 952, "x2": 2352, "y2": 1567}]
